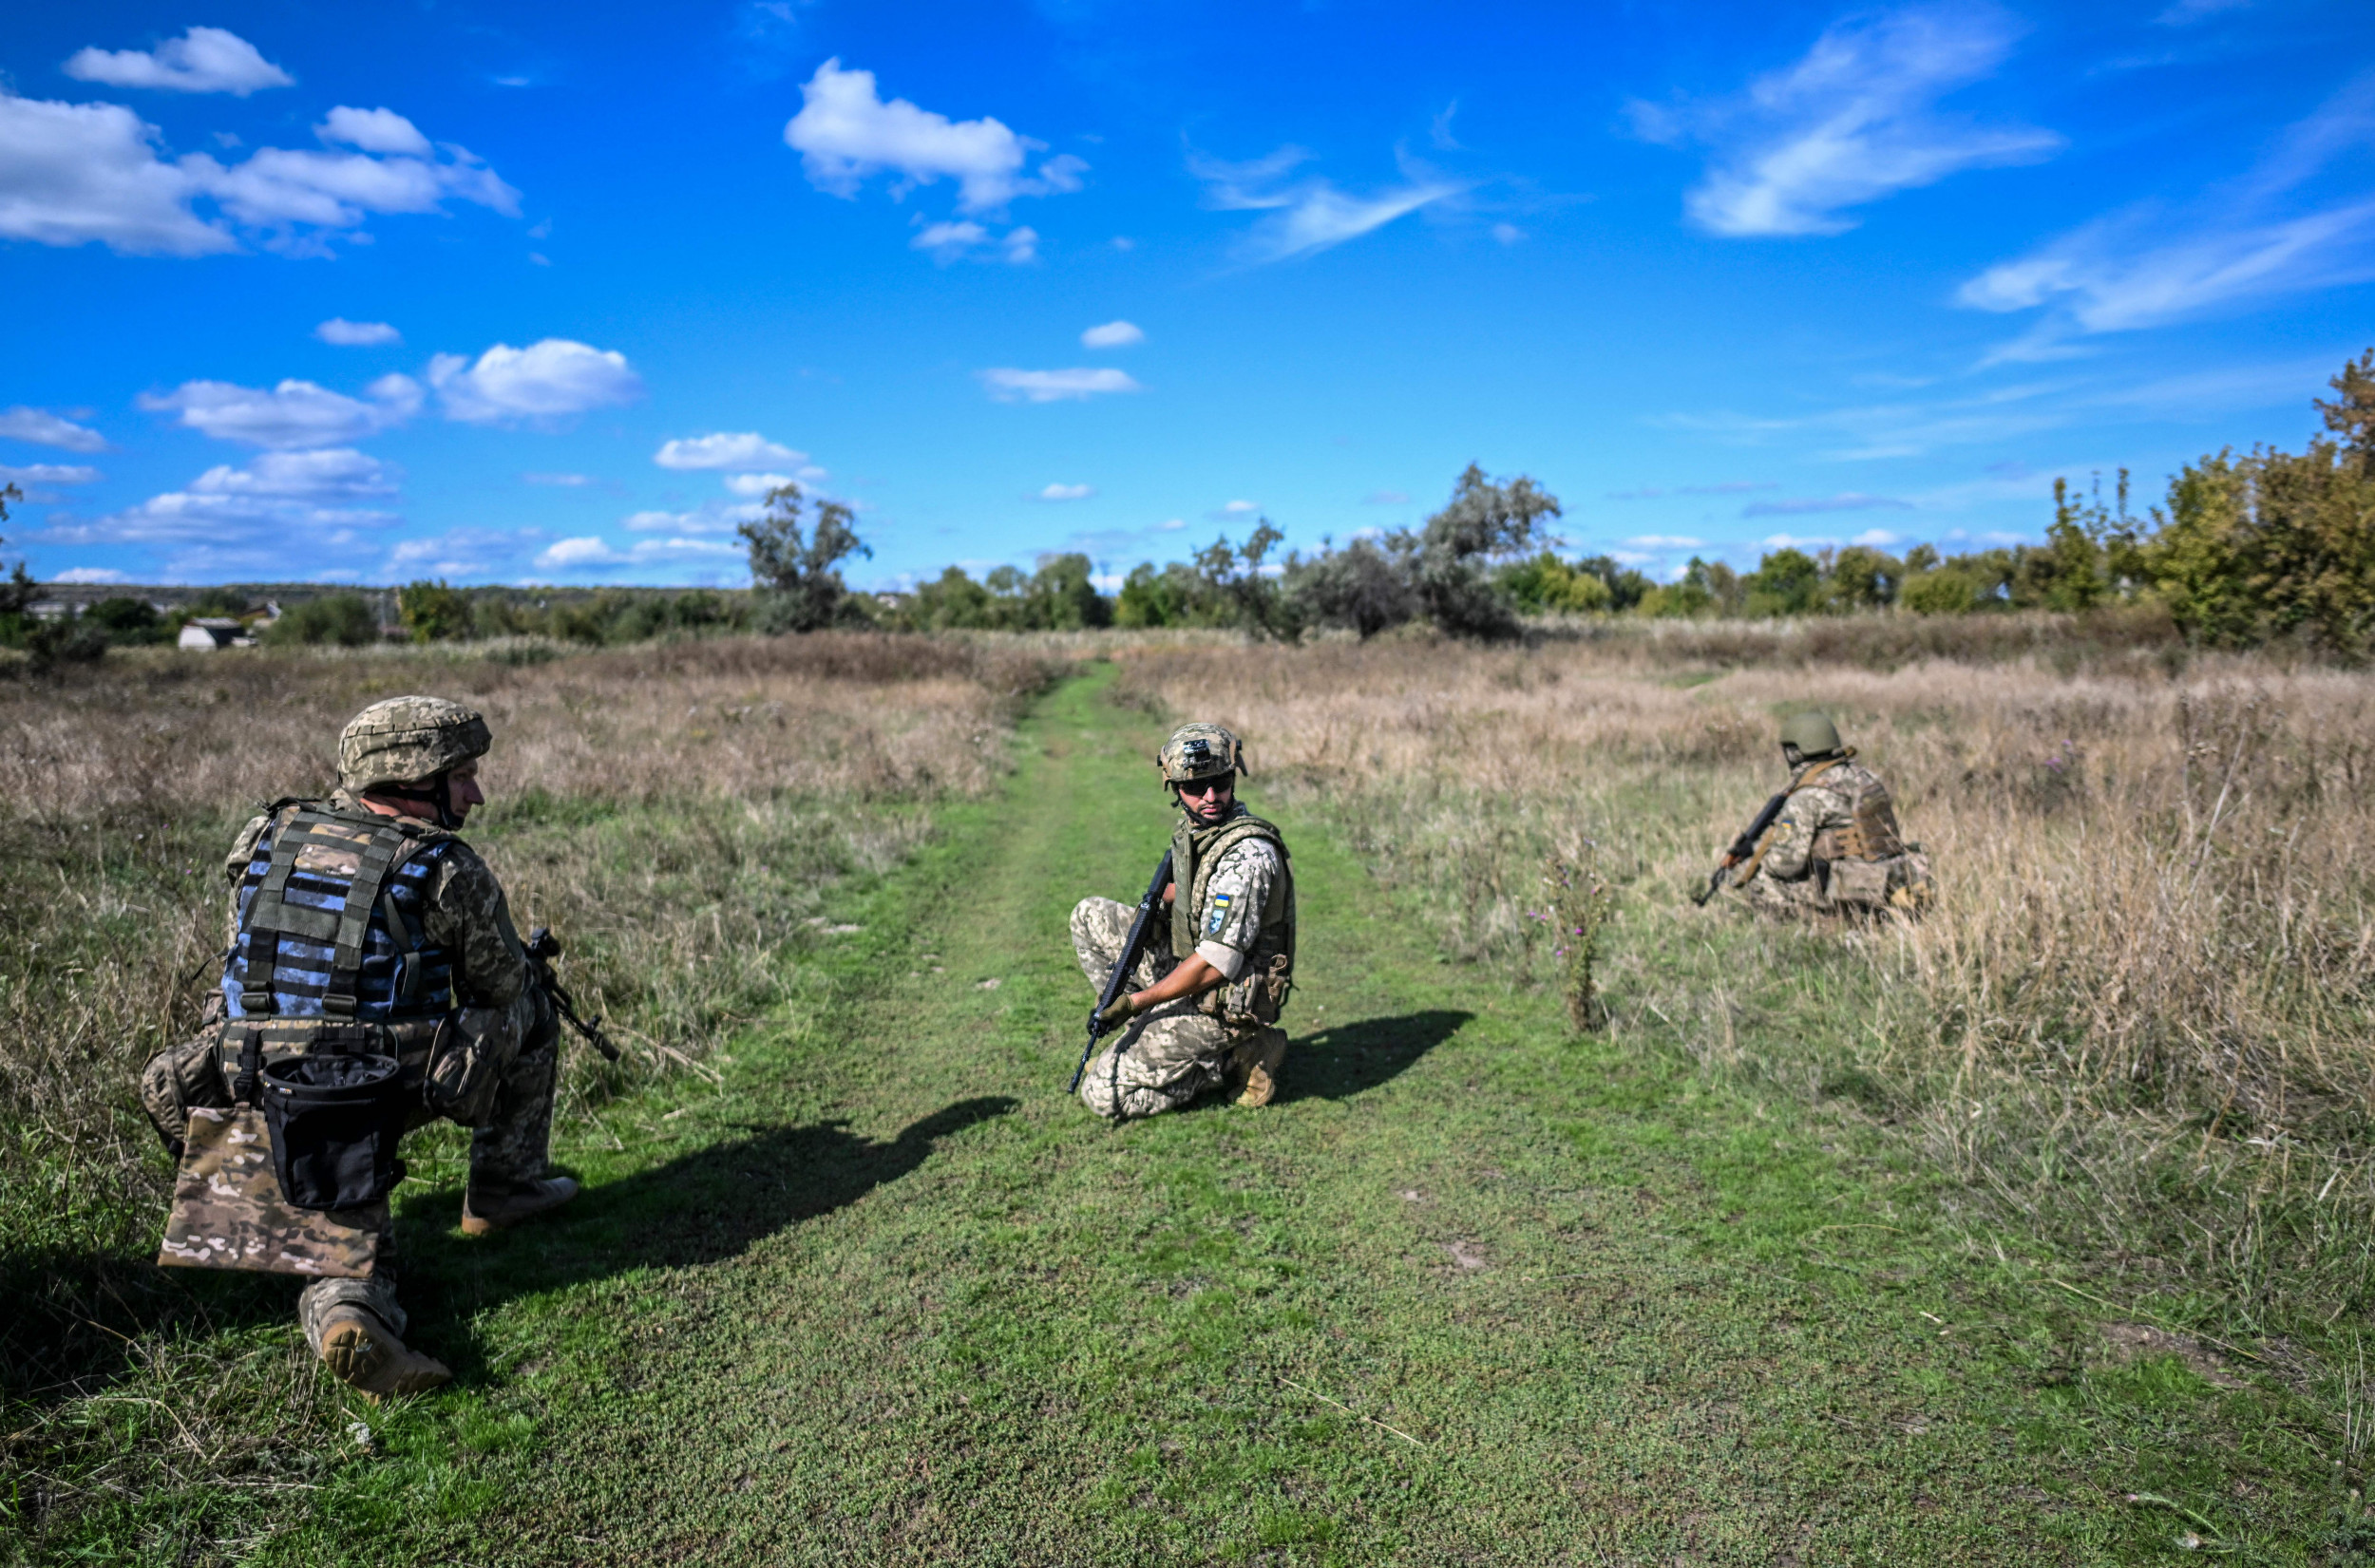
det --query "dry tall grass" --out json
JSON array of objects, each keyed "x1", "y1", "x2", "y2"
[
  {"x1": 1116, "y1": 635, "x2": 2375, "y2": 1331},
  {"x1": 0, "y1": 633, "x2": 1055, "y2": 1408}
]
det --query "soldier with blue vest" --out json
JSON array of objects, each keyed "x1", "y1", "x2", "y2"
[
  {"x1": 1071, "y1": 722, "x2": 1295, "y2": 1119},
  {"x1": 140, "y1": 696, "x2": 574, "y2": 1398}
]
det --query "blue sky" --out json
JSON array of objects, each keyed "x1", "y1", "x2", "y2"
[{"x1": 2, "y1": 0, "x2": 2370, "y2": 590}]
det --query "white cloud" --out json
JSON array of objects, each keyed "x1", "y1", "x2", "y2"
[
  {"x1": 0, "y1": 460, "x2": 98, "y2": 483},
  {"x1": 0, "y1": 406, "x2": 106, "y2": 452},
  {"x1": 0, "y1": 88, "x2": 520, "y2": 256},
  {"x1": 1002, "y1": 225, "x2": 1039, "y2": 263},
  {"x1": 654, "y1": 431, "x2": 804, "y2": 470},
  {"x1": 622, "y1": 499, "x2": 763, "y2": 535},
  {"x1": 51, "y1": 566, "x2": 127, "y2": 584},
  {"x1": 1190, "y1": 145, "x2": 1466, "y2": 263},
  {"x1": 140, "y1": 375, "x2": 421, "y2": 448},
  {"x1": 187, "y1": 447, "x2": 396, "y2": 500},
  {"x1": 0, "y1": 94, "x2": 234, "y2": 255},
  {"x1": 1081, "y1": 320, "x2": 1144, "y2": 349},
  {"x1": 535, "y1": 535, "x2": 744, "y2": 571},
  {"x1": 1036, "y1": 482, "x2": 1095, "y2": 501},
  {"x1": 1624, "y1": 534, "x2": 1707, "y2": 549},
  {"x1": 1742, "y1": 493, "x2": 1913, "y2": 517},
  {"x1": 428, "y1": 340, "x2": 641, "y2": 425},
  {"x1": 1158, "y1": 518, "x2": 1186, "y2": 530},
  {"x1": 1958, "y1": 84, "x2": 2375, "y2": 347},
  {"x1": 1852, "y1": 528, "x2": 1906, "y2": 545},
  {"x1": 783, "y1": 59, "x2": 1086, "y2": 213},
  {"x1": 316, "y1": 106, "x2": 431, "y2": 158},
  {"x1": 72, "y1": 449, "x2": 400, "y2": 543},
  {"x1": 912, "y1": 218, "x2": 988, "y2": 256},
  {"x1": 64, "y1": 27, "x2": 293, "y2": 96},
  {"x1": 315, "y1": 317, "x2": 400, "y2": 346},
  {"x1": 1212, "y1": 500, "x2": 1260, "y2": 518},
  {"x1": 723, "y1": 472, "x2": 798, "y2": 498},
  {"x1": 1640, "y1": 2, "x2": 2062, "y2": 237},
  {"x1": 978, "y1": 368, "x2": 1143, "y2": 403}
]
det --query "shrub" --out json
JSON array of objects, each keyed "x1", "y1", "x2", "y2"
[{"x1": 262, "y1": 593, "x2": 377, "y2": 647}]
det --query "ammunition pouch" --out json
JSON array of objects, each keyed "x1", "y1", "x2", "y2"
[
  {"x1": 1207, "y1": 953, "x2": 1293, "y2": 1029},
  {"x1": 140, "y1": 1026, "x2": 236, "y2": 1159},
  {"x1": 258, "y1": 1050, "x2": 408, "y2": 1211},
  {"x1": 422, "y1": 1006, "x2": 512, "y2": 1126}
]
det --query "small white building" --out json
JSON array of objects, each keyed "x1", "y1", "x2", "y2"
[{"x1": 178, "y1": 618, "x2": 255, "y2": 651}]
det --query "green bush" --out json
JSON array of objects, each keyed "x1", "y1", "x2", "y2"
[{"x1": 262, "y1": 594, "x2": 377, "y2": 647}]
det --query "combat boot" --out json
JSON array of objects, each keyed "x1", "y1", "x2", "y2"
[
  {"x1": 460, "y1": 1175, "x2": 580, "y2": 1236},
  {"x1": 1228, "y1": 1029, "x2": 1287, "y2": 1108},
  {"x1": 317, "y1": 1308, "x2": 451, "y2": 1402}
]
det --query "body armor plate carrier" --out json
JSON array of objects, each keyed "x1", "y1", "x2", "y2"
[{"x1": 1169, "y1": 809, "x2": 1297, "y2": 1029}]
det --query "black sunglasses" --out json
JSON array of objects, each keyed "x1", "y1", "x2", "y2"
[{"x1": 1175, "y1": 777, "x2": 1231, "y2": 798}]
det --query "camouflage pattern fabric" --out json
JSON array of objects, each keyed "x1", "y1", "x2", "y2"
[
  {"x1": 470, "y1": 1008, "x2": 559, "y2": 1190},
  {"x1": 1191, "y1": 837, "x2": 1283, "y2": 979},
  {"x1": 1157, "y1": 722, "x2": 1244, "y2": 784},
  {"x1": 1737, "y1": 759, "x2": 1932, "y2": 917},
  {"x1": 1071, "y1": 896, "x2": 1232, "y2": 1120},
  {"x1": 337, "y1": 695, "x2": 492, "y2": 794},
  {"x1": 157, "y1": 1105, "x2": 383, "y2": 1278}
]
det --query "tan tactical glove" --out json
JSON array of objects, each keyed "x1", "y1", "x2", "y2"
[{"x1": 1096, "y1": 993, "x2": 1138, "y2": 1030}]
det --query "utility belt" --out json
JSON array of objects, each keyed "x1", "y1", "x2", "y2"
[{"x1": 210, "y1": 1008, "x2": 514, "y2": 1127}]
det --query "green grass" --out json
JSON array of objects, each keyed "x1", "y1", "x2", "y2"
[{"x1": 11, "y1": 665, "x2": 2364, "y2": 1565}]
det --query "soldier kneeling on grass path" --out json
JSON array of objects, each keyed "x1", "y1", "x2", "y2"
[
  {"x1": 139, "y1": 696, "x2": 577, "y2": 1400},
  {"x1": 1720, "y1": 711, "x2": 1934, "y2": 918},
  {"x1": 1072, "y1": 722, "x2": 1296, "y2": 1120}
]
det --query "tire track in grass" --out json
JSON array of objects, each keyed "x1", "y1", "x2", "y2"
[{"x1": 310, "y1": 665, "x2": 2332, "y2": 1566}]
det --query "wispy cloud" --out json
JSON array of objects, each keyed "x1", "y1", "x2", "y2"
[
  {"x1": 655, "y1": 431, "x2": 804, "y2": 471},
  {"x1": 314, "y1": 317, "x2": 399, "y2": 347},
  {"x1": 1958, "y1": 79, "x2": 2375, "y2": 355},
  {"x1": 0, "y1": 406, "x2": 105, "y2": 452},
  {"x1": 978, "y1": 368, "x2": 1142, "y2": 403},
  {"x1": 1081, "y1": 319, "x2": 1143, "y2": 349},
  {"x1": 1632, "y1": 2, "x2": 2061, "y2": 237},
  {"x1": 1741, "y1": 492, "x2": 1913, "y2": 517},
  {"x1": 1189, "y1": 145, "x2": 1466, "y2": 263},
  {"x1": 1036, "y1": 482, "x2": 1094, "y2": 501}
]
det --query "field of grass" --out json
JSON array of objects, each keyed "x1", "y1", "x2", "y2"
[{"x1": 5, "y1": 630, "x2": 2372, "y2": 1563}]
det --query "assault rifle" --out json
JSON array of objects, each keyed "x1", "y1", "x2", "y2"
[
  {"x1": 1068, "y1": 850, "x2": 1174, "y2": 1095},
  {"x1": 1694, "y1": 791, "x2": 1789, "y2": 906},
  {"x1": 523, "y1": 927, "x2": 621, "y2": 1063}
]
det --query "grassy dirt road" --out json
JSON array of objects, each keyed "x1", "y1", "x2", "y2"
[{"x1": 213, "y1": 667, "x2": 2337, "y2": 1565}]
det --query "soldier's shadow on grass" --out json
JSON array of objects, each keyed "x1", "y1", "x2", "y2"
[
  {"x1": 401, "y1": 1095, "x2": 1017, "y2": 1367},
  {"x1": 1281, "y1": 1010, "x2": 1472, "y2": 1103}
]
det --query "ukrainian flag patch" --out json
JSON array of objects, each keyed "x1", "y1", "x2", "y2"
[{"x1": 1205, "y1": 893, "x2": 1233, "y2": 935}]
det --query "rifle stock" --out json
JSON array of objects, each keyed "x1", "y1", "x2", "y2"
[{"x1": 1069, "y1": 849, "x2": 1175, "y2": 1095}]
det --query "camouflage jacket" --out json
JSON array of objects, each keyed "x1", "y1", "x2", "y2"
[{"x1": 1758, "y1": 758, "x2": 1908, "y2": 883}]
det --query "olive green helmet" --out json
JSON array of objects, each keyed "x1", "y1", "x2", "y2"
[
  {"x1": 1779, "y1": 710, "x2": 1842, "y2": 759},
  {"x1": 338, "y1": 696, "x2": 492, "y2": 793},
  {"x1": 1157, "y1": 722, "x2": 1246, "y2": 785}
]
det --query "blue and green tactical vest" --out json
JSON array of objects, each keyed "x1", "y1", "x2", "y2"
[{"x1": 221, "y1": 803, "x2": 458, "y2": 1026}]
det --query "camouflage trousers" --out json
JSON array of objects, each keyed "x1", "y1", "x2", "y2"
[
  {"x1": 1071, "y1": 897, "x2": 1237, "y2": 1121},
  {"x1": 1738, "y1": 850, "x2": 1935, "y2": 919},
  {"x1": 296, "y1": 1019, "x2": 557, "y2": 1348}
]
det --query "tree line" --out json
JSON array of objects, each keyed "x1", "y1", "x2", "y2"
[{"x1": 7, "y1": 350, "x2": 2369, "y2": 662}]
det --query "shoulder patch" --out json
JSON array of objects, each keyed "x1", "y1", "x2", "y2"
[{"x1": 1205, "y1": 892, "x2": 1233, "y2": 935}]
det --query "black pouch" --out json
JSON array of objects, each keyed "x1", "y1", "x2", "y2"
[{"x1": 258, "y1": 1052, "x2": 408, "y2": 1210}]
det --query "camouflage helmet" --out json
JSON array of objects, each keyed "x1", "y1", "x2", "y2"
[
  {"x1": 338, "y1": 696, "x2": 492, "y2": 793},
  {"x1": 1157, "y1": 721, "x2": 1246, "y2": 785},
  {"x1": 1779, "y1": 710, "x2": 1843, "y2": 759}
]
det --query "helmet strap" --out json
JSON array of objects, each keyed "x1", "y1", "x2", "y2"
[{"x1": 373, "y1": 768, "x2": 460, "y2": 829}]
